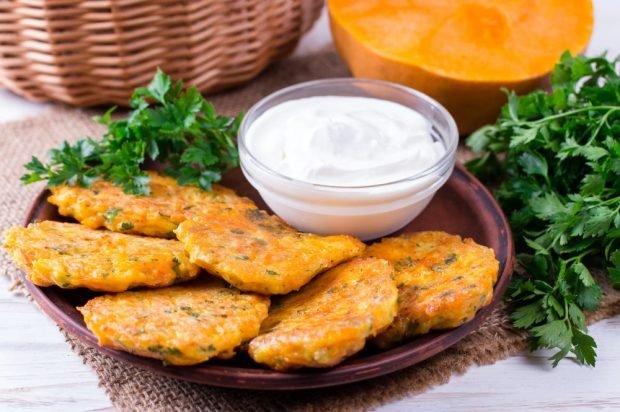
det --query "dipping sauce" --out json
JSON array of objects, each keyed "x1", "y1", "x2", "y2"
[
  {"x1": 245, "y1": 96, "x2": 445, "y2": 186},
  {"x1": 239, "y1": 79, "x2": 457, "y2": 240}
]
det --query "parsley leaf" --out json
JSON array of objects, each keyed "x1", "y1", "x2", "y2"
[
  {"x1": 467, "y1": 52, "x2": 620, "y2": 367},
  {"x1": 21, "y1": 69, "x2": 242, "y2": 195}
]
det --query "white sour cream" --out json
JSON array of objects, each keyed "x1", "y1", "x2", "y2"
[{"x1": 245, "y1": 96, "x2": 445, "y2": 186}]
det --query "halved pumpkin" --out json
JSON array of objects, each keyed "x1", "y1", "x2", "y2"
[{"x1": 329, "y1": 0, "x2": 593, "y2": 134}]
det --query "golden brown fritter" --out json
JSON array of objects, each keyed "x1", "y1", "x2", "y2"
[
  {"x1": 48, "y1": 171, "x2": 256, "y2": 238},
  {"x1": 78, "y1": 279, "x2": 270, "y2": 365},
  {"x1": 248, "y1": 257, "x2": 398, "y2": 370},
  {"x1": 2, "y1": 221, "x2": 199, "y2": 292},
  {"x1": 364, "y1": 231, "x2": 499, "y2": 348},
  {"x1": 175, "y1": 208, "x2": 366, "y2": 294}
]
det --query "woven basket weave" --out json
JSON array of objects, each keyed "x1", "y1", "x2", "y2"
[{"x1": 0, "y1": 0, "x2": 323, "y2": 106}]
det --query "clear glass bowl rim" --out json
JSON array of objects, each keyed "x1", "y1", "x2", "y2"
[{"x1": 238, "y1": 77, "x2": 459, "y2": 190}]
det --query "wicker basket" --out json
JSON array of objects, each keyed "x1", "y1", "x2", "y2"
[{"x1": 0, "y1": 0, "x2": 323, "y2": 106}]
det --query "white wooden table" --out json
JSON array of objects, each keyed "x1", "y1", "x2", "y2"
[{"x1": 2, "y1": 3, "x2": 620, "y2": 411}]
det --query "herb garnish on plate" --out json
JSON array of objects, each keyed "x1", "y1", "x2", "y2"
[
  {"x1": 467, "y1": 52, "x2": 620, "y2": 366},
  {"x1": 21, "y1": 69, "x2": 242, "y2": 195}
]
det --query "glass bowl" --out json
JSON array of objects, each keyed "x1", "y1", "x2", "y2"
[{"x1": 238, "y1": 78, "x2": 458, "y2": 241}]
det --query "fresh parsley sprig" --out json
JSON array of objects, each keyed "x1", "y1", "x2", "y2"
[
  {"x1": 22, "y1": 69, "x2": 242, "y2": 195},
  {"x1": 466, "y1": 52, "x2": 620, "y2": 367}
]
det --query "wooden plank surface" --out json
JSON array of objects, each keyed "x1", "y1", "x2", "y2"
[{"x1": 2, "y1": 1, "x2": 619, "y2": 410}]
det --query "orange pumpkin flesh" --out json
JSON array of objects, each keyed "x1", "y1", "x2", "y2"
[{"x1": 328, "y1": 0, "x2": 593, "y2": 134}]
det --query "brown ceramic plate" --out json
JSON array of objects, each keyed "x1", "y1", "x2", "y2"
[{"x1": 21, "y1": 163, "x2": 513, "y2": 390}]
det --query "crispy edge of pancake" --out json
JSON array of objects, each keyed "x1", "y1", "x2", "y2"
[
  {"x1": 78, "y1": 279, "x2": 270, "y2": 365},
  {"x1": 2, "y1": 221, "x2": 199, "y2": 292},
  {"x1": 175, "y1": 209, "x2": 366, "y2": 294},
  {"x1": 48, "y1": 171, "x2": 257, "y2": 238},
  {"x1": 364, "y1": 231, "x2": 499, "y2": 348},
  {"x1": 248, "y1": 257, "x2": 398, "y2": 370}
]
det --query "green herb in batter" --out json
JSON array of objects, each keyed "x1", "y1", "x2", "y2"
[
  {"x1": 201, "y1": 344, "x2": 217, "y2": 352},
  {"x1": 147, "y1": 345, "x2": 183, "y2": 357},
  {"x1": 431, "y1": 254, "x2": 457, "y2": 272},
  {"x1": 394, "y1": 256, "x2": 415, "y2": 271},
  {"x1": 443, "y1": 253, "x2": 457, "y2": 265},
  {"x1": 180, "y1": 306, "x2": 201, "y2": 318},
  {"x1": 120, "y1": 222, "x2": 134, "y2": 231},
  {"x1": 171, "y1": 256, "x2": 186, "y2": 281},
  {"x1": 103, "y1": 207, "x2": 122, "y2": 223},
  {"x1": 21, "y1": 69, "x2": 242, "y2": 195},
  {"x1": 466, "y1": 52, "x2": 620, "y2": 367}
]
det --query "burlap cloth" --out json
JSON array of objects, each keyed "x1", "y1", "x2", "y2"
[{"x1": 2, "y1": 50, "x2": 620, "y2": 412}]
